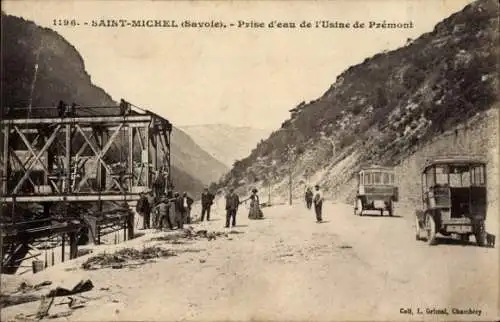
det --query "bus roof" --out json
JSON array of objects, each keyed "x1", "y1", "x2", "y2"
[
  {"x1": 359, "y1": 165, "x2": 395, "y2": 173},
  {"x1": 422, "y1": 155, "x2": 487, "y2": 172}
]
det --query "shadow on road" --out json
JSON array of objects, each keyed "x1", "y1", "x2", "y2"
[
  {"x1": 418, "y1": 236, "x2": 481, "y2": 247},
  {"x1": 434, "y1": 237, "x2": 479, "y2": 247},
  {"x1": 359, "y1": 214, "x2": 403, "y2": 218}
]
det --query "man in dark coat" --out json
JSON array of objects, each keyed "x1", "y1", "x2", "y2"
[
  {"x1": 225, "y1": 188, "x2": 240, "y2": 228},
  {"x1": 158, "y1": 196, "x2": 174, "y2": 230},
  {"x1": 182, "y1": 192, "x2": 194, "y2": 224},
  {"x1": 136, "y1": 191, "x2": 152, "y2": 229},
  {"x1": 200, "y1": 188, "x2": 215, "y2": 221},
  {"x1": 305, "y1": 187, "x2": 313, "y2": 210},
  {"x1": 153, "y1": 172, "x2": 166, "y2": 198},
  {"x1": 174, "y1": 192, "x2": 186, "y2": 229},
  {"x1": 313, "y1": 185, "x2": 324, "y2": 223}
]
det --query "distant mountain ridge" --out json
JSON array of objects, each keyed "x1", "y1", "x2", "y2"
[
  {"x1": 1, "y1": 13, "x2": 228, "y2": 197},
  {"x1": 180, "y1": 124, "x2": 271, "y2": 167},
  {"x1": 216, "y1": 0, "x2": 499, "y2": 211}
]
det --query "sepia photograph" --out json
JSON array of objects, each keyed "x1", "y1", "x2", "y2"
[{"x1": 0, "y1": 0, "x2": 499, "y2": 321}]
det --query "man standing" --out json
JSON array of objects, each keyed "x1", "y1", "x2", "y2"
[
  {"x1": 182, "y1": 192, "x2": 194, "y2": 224},
  {"x1": 152, "y1": 196, "x2": 173, "y2": 230},
  {"x1": 153, "y1": 171, "x2": 166, "y2": 199},
  {"x1": 201, "y1": 188, "x2": 215, "y2": 221},
  {"x1": 313, "y1": 185, "x2": 324, "y2": 223},
  {"x1": 225, "y1": 188, "x2": 240, "y2": 228},
  {"x1": 136, "y1": 191, "x2": 152, "y2": 229},
  {"x1": 174, "y1": 192, "x2": 186, "y2": 229},
  {"x1": 305, "y1": 187, "x2": 313, "y2": 210}
]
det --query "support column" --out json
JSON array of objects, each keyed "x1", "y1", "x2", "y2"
[
  {"x1": 1, "y1": 124, "x2": 9, "y2": 195},
  {"x1": 144, "y1": 125, "x2": 151, "y2": 187},
  {"x1": 96, "y1": 129, "x2": 106, "y2": 192},
  {"x1": 65, "y1": 124, "x2": 71, "y2": 193},
  {"x1": 128, "y1": 126, "x2": 133, "y2": 192},
  {"x1": 69, "y1": 232, "x2": 78, "y2": 259},
  {"x1": 61, "y1": 233, "x2": 65, "y2": 263},
  {"x1": 167, "y1": 130, "x2": 171, "y2": 187}
]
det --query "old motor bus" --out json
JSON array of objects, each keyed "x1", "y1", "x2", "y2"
[
  {"x1": 353, "y1": 166, "x2": 398, "y2": 216},
  {"x1": 415, "y1": 156, "x2": 488, "y2": 246}
]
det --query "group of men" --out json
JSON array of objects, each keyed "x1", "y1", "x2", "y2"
[
  {"x1": 136, "y1": 189, "x2": 194, "y2": 230},
  {"x1": 136, "y1": 187, "x2": 216, "y2": 231},
  {"x1": 305, "y1": 185, "x2": 324, "y2": 223},
  {"x1": 137, "y1": 183, "x2": 324, "y2": 230}
]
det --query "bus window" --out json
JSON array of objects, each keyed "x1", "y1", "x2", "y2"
[
  {"x1": 365, "y1": 173, "x2": 372, "y2": 185},
  {"x1": 472, "y1": 165, "x2": 485, "y2": 186},
  {"x1": 426, "y1": 167, "x2": 435, "y2": 187},
  {"x1": 435, "y1": 166, "x2": 448, "y2": 185}
]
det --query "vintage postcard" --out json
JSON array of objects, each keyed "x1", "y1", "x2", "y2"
[{"x1": 0, "y1": 0, "x2": 498, "y2": 321}]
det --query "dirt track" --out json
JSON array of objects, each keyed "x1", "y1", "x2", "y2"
[{"x1": 2, "y1": 202, "x2": 498, "y2": 321}]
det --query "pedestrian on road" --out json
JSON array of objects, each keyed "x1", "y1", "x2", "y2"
[
  {"x1": 155, "y1": 196, "x2": 174, "y2": 230},
  {"x1": 305, "y1": 187, "x2": 313, "y2": 210},
  {"x1": 313, "y1": 185, "x2": 323, "y2": 223},
  {"x1": 182, "y1": 192, "x2": 194, "y2": 224},
  {"x1": 174, "y1": 192, "x2": 186, "y2": 229},
  {"x1": 248, "y1": 188, "x2": 264, "y2": 220},
  {"x1": 201, "y1": 188, "x2": 215, "y2": 221},
  {"x1": 136, "y1": 191, "x2": 152, "y2": 229},
  {"x1": 225, "y1": 188, "x2": 240, "y2": 228}
]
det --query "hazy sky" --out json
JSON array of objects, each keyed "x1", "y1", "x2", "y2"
[{"x1": 4, "y1": 0, "x2": 473, "y2": 132}]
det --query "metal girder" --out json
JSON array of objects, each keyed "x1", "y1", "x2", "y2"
[
  {"x1": 0, "y1": 115, "x2": 153, "y2": 126},
  {"x1": 0, "y1": 194, "x2": 141, "y2": 202},
  {"x1": 1, "y1": 105, "x2": 172, "y2": 204}
]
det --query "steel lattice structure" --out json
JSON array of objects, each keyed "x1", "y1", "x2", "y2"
[{"x1": 0, "y1": 101, "x2": 172, "y2": 273}]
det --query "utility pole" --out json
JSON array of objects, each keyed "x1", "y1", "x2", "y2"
[
  {"x1": 287, "y1": 145, "x2": 296, "y2": 206},
  {"x1": 267, "y1": 177, "x2": 271, "y2": 205}
]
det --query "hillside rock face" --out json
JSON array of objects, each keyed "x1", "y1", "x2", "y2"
[
  {"x1": 180, "y1": 124, "x2": 270, "y2": 167},
  {"x1": 218, "y1": 0, "x2": 499, "y2": 224},
  {"x1": 1, "y1": 14, "x2": 227, "y2": 197}
]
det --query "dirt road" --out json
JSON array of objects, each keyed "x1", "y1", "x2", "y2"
[{"x1": 2, "y1": 202, "x2": 498, "y2": 321}]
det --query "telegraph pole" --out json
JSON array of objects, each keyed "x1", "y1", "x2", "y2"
[
  {"x1": 267, "y1": 177, "x2": 271, "y2": 205},
  {"x1": 287, "y1": 145, "x2": 296, "y2": 205}
]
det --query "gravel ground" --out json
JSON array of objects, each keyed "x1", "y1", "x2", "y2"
[{"x1": 1, "y1": 201, "x2": 498, "y2": 321}]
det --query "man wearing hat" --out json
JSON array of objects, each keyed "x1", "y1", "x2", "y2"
[
  {"x1": 136, "y1": 190, "x2": 152, "y2": 230},
  {"x1": 153, "y1": 195, "x2": 173, "y2": 230},
  {"x1": 200, "y1": 188, "x2": 215, "y2": 221},
  {"x1": 313, "y1": 184, "x2": 324, "y2": 223},
  {"x1": 225, "y1": 188, "x2": 240, "y2": 228}
]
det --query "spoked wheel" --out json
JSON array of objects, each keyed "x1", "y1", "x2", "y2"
[
  {"x1": 415, "y1": 216, "x2": 422, "y2": 241},
  {"x1": 425, "y1": 213, "x2": 438, "y2": 246}
]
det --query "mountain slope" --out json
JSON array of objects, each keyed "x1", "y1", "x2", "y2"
[
  {"x1": 170, "y1": 127, "x2": 229, "y2": 185},
  {"x1": 0, "y1": 13, "x2": 227, "y2": 196},
  {"x1": 217, "y1": 0, "x2": 499, "y2": 211},
  {"x1": 180, "y1": 124, "x2": 270, "y2": 167}
]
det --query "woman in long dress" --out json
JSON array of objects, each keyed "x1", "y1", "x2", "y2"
[{"x1": 248, "y1": 188, "x2": 264, "y2": 220}]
